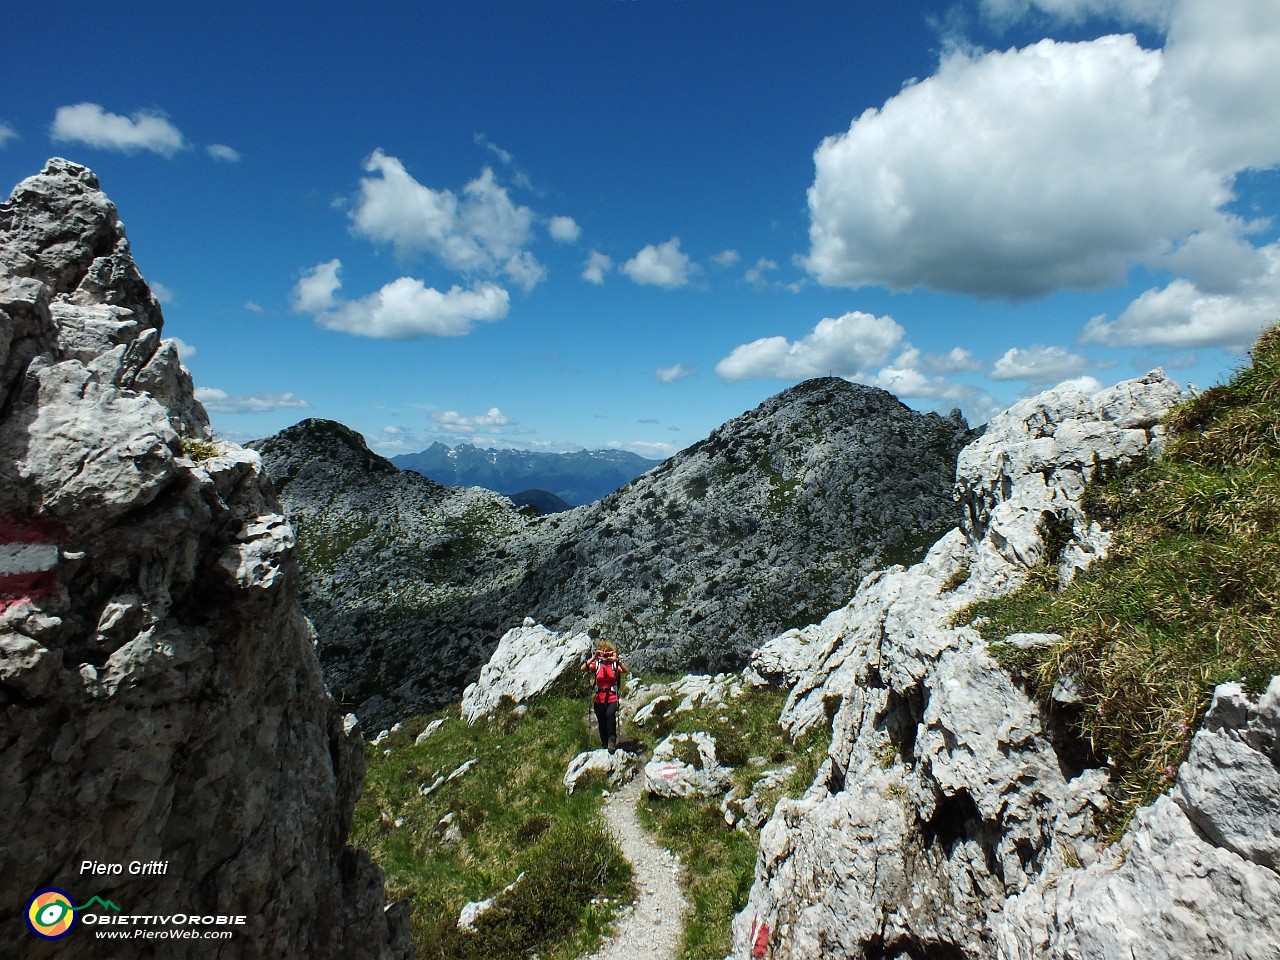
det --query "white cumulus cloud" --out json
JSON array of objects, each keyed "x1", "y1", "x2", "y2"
[
  {"x1": 806, "y1": 0, "x2": 1280, "y2": 310},
  {"x1": 51, "y1": 103, "x2": 187, "y2": 156},
  {"x1": 1083, "y1": 243, "x2": 1280, "y2": 351},
  {"x1": 656, "y1": 362, "x2": 696, "y2": 383},
  {"x1": 548, "y1": 215, "x2": 581, "y2": 243},
  {"x1": 990, "y1": 345, "x2": 1092, "y2": 383},
  {"x1": 745, "y1": 258, "x2": 779, "y2": 290},
  {"x1": 351, "y1": 150, "x2": 545, "y2": 290},
  {"x1": 196, "y1": 388, "x2": 310, "y2": 414},
  {"x1": 582, "y1": 250, "x2": 613, "y2": 285},
  {"x1": 0, "y1": 122, "x2": 18, "y2": 148},
  {"x1": 429, "y1": 407, "x2": 514, "y2": 436},
  {"x1": 923, "y1": 346, "x2": 984, "y2": 374},
  {"x1": 718, "y1": 314, "x2": 999, "y2": 420},
  {"x1": 711, "y1": 249, "x2": 741, "y2": 268},
  {"x1": 292, "y1": 260, "x2": 343, "y2": 314},
  {"x1": 622, "y1": 237, "x2": 698, "y2": 289},
  {"x1": 291, "y1": 259, "x2": 509, "y2": 339},
  {"x1": 716, "y1": 311, "x2": 905, "y2": 382},
  {"x1": 207, "y1": 143, "x2": 241, "y2": 162}
]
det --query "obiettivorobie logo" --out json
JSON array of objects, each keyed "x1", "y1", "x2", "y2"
[
  {"x1": 26, "y1": 889, "x2": 121, "y2": 940},
  {"x1": 25, "y1": 885, "x2": 248, "y2": 942}
]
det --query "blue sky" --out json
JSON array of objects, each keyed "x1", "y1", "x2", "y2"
[{"x1": 3, "y1": 0, "x2": 1278, "y2": 459}]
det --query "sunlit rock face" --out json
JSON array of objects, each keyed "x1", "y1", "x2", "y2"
[{"x1": 0, "y1": 159, "x2": 410, "y2": 959}]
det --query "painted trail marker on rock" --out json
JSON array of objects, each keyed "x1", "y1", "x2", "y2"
[{"x1": 0, "y1": 516, "x2": 61, "y2": 612}]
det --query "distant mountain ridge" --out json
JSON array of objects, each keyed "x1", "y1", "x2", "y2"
[{"x1": 392, "y1": 442, "x2": 662, "y2": 506}]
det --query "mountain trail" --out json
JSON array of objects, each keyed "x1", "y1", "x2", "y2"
[{"x1": 583, "y1": 770, "x2": 689, "y2": 960}]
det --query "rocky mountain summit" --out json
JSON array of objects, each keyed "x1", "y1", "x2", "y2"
[
  {"x1": 392, "y1": 442, "x2": 661, "y2": 507},
  {"x1": 0, "y1": 160, "x2": 408, "y2": 957},
  {"x1": 249, "y1": 418, "x2": 528, "y2": 715},
  {"x1": 508, "y1": 378, "x2": 974, "y2": 672},
  {"x1": 257, "y1": 379, "x2": 973, "y2": 726}
]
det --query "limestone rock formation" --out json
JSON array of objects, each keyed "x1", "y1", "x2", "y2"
[
  {"x1": 730, "y1": 371, "x2": 1187, "y2": 959},
  {"x1": 994, "y1": 678, "x2": 1280, "y2": 960},
  {"x1": 460, "y1": 618, "x2": 592, "y2": 723},
  {"x1": 564, "y1": 748, "x2": 639, "y2": 794},
  {"x1": 0, "y1": 160, "x2": 408, "y2": 958},
  {"x1": 644, "y1": 732, "x2": 735, "y2": 798}
]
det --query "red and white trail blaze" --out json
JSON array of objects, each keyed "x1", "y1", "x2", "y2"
[{"x1": 0, "y1": 516, "x2": 61, "y2": 613}]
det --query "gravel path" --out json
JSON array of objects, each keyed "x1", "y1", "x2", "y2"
[{"x1": 582, "y1": 771, "x2": 689, "y2": 960}]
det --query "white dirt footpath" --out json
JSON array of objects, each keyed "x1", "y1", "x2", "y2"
[{"x1": 582, "y1": 771, "x2": 689, "y2": 960}]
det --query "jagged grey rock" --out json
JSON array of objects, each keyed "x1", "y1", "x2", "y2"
[
  {"x1": 731, "y1": 371, "x2": 1185, "y2": 960},
  {"x1": 0, "y1": 159, "x2": 408, "y2": 959},
  {"x1": 256, "y1": 379, "x2": 974, "y2": 727},
  {"x1": 994, "y1": 678, "x2": 1280, "y2": 960},
  {"x1": 460, "y1": 618, "x2": 592, "y2": 723},
  {"x1": 564, "y1": 748, "x2": 639, "y2": 794},
  {"x1": 644, "y1": 732, "x2": 734, "y2": 798},
  {"x1": 722, "y1": 765, "x2": 796, "y2": 830}
]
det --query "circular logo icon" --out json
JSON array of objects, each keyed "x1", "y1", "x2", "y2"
[{"x1": 27, "y1": 888, "x2": 77, "y2": 940}]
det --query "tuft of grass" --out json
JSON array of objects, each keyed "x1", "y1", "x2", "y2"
[
  {"x1": 352, "y1": 693, "x2": 632, "y2": 960},
  {"x1": 964, "y1": 323, "x2": 1280, "y2": 835},
  {"x1": 420, "y1": 816, "x2": 631, "y2": 960},
  {"x1": 180, "y1": 437, "x2": 221, "y2": 462}
]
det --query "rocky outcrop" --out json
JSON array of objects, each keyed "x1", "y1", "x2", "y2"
[
  {"x1": 460, "y1": 618, "x2": 591, "y2": 723},
  {"x1": 644, "y1": 732, "x2": 735, "y2": 798},
  {"x1": 994, "y1": 678, "x2": 1280, "y2": 960},
  {"x1": 0, "y1": 160, "x2": 408, "y2": 958},
  {"x1": 730, "y1": 372, "x2": 1185, "y2": 959},
  {"x1": 564, "y1": 748, "x2": 639, "y2": 794}
]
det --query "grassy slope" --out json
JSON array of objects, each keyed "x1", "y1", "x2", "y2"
[
  {"x1": 351, "y1": 692, "x2": 631, "y2": 960},
  {"x1": 354, "y1": 679, "x2": 827, "y2": 960},
  {"x1": 965, "y1": 324, "x2": 1280, "y2": 830}
]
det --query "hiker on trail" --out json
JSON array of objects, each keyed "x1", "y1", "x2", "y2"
[{"x1": 582, "y1": 640, "x2": 627, "y2": 753}]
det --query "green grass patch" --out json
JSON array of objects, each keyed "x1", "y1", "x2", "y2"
[
  {"x1": 352, "y1": 693, "x2": 633, "y2": 960},
  {"x1": 963, "y1": 324, "x2": 1280, "y2": 834}
]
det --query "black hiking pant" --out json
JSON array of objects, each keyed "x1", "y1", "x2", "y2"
[{"x1": 593, "y1": 700, "x2": 618, "y2": 749}]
